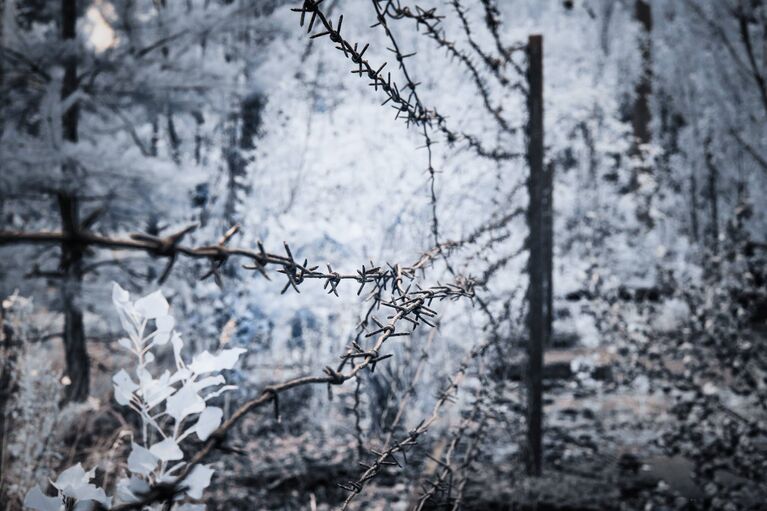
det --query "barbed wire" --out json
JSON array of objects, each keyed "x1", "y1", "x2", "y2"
[
  {"x1": 374, "y1": 0, "x2": 532, "y2": 341},
  {"x1": 293, "y1": 2, "x2": 535, "y2": 504},
  {"x1": 367, "y1": 0, "x2": 444, "y2": 245},
  {"x1": 443, "y1": 414, "x2": 487, "y2": 510},
  {"x1": 367, "y1": 0, "x2": 527, "y2": 244},
  {"x1": 337, "y1": 324, "x2": 498, "y2": 509},
  {"x1": 0, "y1": 217, "x2": 489, "y2": 511},
  {"x1": 292, "y1": 0, "x2": 530, "y2": 352},
  {"x1": 103, "y1": 273, "x2": 473, "y2": 510},
  {"x1": 0, "y1": 223, "x2": 490, "y2": 510},
  {"x1": 414, "y1": 384, "x2": 488, "y2": 510},
  {"x1": 352, "y1": 317, "x2": 439, "y2": 464},
  {"x1": 477, "y1": 0, "x2": 528, "y2": 78},
  {"x1": 379, "y1": 0, "x2": 526, "y2": 133},
  {"x1": 291, "y1": 0, "x2": 523, "y2": 162},
  {"x1": 0, "y1": 1, "x2": 539, "y2": 507},
  {"x1": 0, "y1": 224, "x2": 468, "y2": 296},
  {"x1": 386, "y1": 326, "x2": 439, "y2": 437}
]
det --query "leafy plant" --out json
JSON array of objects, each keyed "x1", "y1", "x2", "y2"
[{"x1": 24, "y1": 284, "x2": 246, "y2": 510}]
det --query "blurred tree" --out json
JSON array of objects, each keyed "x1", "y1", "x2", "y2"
[{"x1": 0, "y1": 0, "x2": 278, "y2": 400}]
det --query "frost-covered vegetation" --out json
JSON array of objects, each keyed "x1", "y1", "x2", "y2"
[{"x1": 0, "y1": 0, "x2": 765, "y2": 510}]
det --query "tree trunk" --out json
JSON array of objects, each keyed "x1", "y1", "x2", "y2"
[
  {"x1": 225, "y1": 93, "x2": 263, "y2": 228},
  {"x1": 627, "y1": 0, "x2": 653, "y2": 228},
  {"x1": 167, "y1": 107, "x2": 181, "y2": 165},
  {"x1": 632, "y1": 0, "x2": 652, "y2": 149},
  {"x1": 0, "y1": 0, "x2": 6, "y2": 140},
  {"x1": 704, "y1": 137, "x2": 720, "y2": 268},
  {"x1": 60, "y1": 0, "x2": 89, "y2": 403},
  {"x1": 58, "y1": 193, "x2": 89, "y2": 403},
  {"x1": 62, "y1": 0, "x2": 78, "y2": 143},
  {"x1": 193, "y1": 111, "x2": 204, "y2": 165},
  {"x1": 151, "y1": 115, "x2": 159, "y2": 157},
  {"x1": 224, "y1": 113, "x2": 244, "y2": 228},
  {"x1": 690, "y1": 170, "x2": 700, "y2": 244}
]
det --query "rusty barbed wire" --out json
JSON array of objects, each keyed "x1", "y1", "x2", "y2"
[
  {"x1": 378, "y1": 0, "x2": 526, "y2": 134},
  {"x1": 0, "y1": 220, "x2": 479, "y2": 511},
  {"x1": 451, "y1": 0, "x2": 514, "y2": 86},
  {"x1": 478, "y1": 0, "x2": 527, "y2": 77},
  {"x1": 291, "y1": 0, "x2": 523, "y2": 162},
  {"x1": 436, "y1": 203, "x2": 526, "y2": 271},
  {"x1": 292, "y1": 0, "x2": 530, "y2": 361},
  {"x1": 352, "y1": 316, "x2": 439, "y2": 463},
  {"x1": 368, "y1": 0, "x2": 527, "y2": 245},
  {"x1": 367, "y1": 0, "x2": 446, "y2": 246},
  {"x1": 447, "y1": 415, "x2": 487, "y2": 510},
  {"x1": 1, "y1": 2, "x2": 540, "y2": 507},
  {"x1": 352, "y1": 374, "x2": 366, "y2": 460},
  {"x1": 225, "y1": 0, "x2": 532, "y2": 504},
  {"x1": 103, "y1": 271, "x2": 473, "y2": 510},
  {"x1": 371, "y1": 0, "x2": 531, "y2": 313},
  {"x1": 414, "y1": 385, "x2": 488, "y2": 510},
  {"x1": 337, "y1": 324, "x2": 498, "y2": 509},
  {"x1": 446, "y1": 415, "x2": 487, "y2": 511},
  {"x1": 0, "y1": 223, "x2": 467, "y2": 298}
]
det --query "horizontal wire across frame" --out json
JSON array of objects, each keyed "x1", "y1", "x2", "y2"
[{"x1": 0, "y1": 223, "x2": 479, "y2": 510}]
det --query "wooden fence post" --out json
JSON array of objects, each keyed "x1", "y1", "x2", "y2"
[{"x1": 525, "y1": 33, "x2": 548, "y2": 477}]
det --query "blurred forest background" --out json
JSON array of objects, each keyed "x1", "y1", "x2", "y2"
[{"x1": 1, "y1": 0, "x2": 766, "y2": 509}]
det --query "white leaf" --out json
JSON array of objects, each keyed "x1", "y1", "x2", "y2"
[
  {"x1": 166, "y1": 383, "x2": 205, "y2": 422},
  {"x1": 116, "y1": 476, "x2": 150, "y2": 504},
  {"x1": 112, "y1": 282, "x2": 131, "y2": 305},
  {"x1": 149, "y1": 437, "x2": 184, "y2": 461},
  {"x1": 137, "y1": 369, "x2": 174, "y2": 410},
  {"x1": 127, "y1": 442, "x2": 158, "y2": 476},
  {"x1": 194, "y1": 407, "x2": 223, "y2": 441},
  {"x1": 154, "y1": 315, "x2": 175, "y2": 345},
  {"x1": 183, "y1": 464, "x2": 214, "y2": 499},
  {"x1": 176, "y1": 505, "x2": 206, "y2": 511},
  {"x1": 156, "y1": 315, "x2": 175, "y2": 332},
  {"x1": 189, "y1": 348, "x2": 246, "y2": 374},
  {"x1": 204, "y1": 385, "x2": 237, "y2": 401},
  {"x1": 118, "y1": 337, "x2": 133, "y2": 351},
  {"x1": 113, "y1": 369, "x2": 138, "y2": 406},
  {"x1": 113, "y1": 283, "x2": 139, "y2": 336},
  {"x1": 193, "y1": 376, "x2": 225, "y2": 392},
  {"x1": 144, "y1": 352, "x2": 155, "y2": 364},
  {"x1": 66, "y1": 484, "x2": 111, "y2": 508},
  {"x1": 154, "y1": 331, "x2": 171, "y2": 346},
  {"x1": 23, "y1": 486, "x2": 61, "y2": 511},
  {"x1": 52, "y1": 463, "x2": 90, "y2": 491},
  {"x1": 170, "y1": 367, "x2": 191, "y2": 385},
  {"x1": 50, "y1": 464, "x2": 111, "y2": 508},
  {"x1": 134, "y1": 290, "x2": 169, "y2": 319}
]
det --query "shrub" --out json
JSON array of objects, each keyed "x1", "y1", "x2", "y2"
[{"x1": 24, "y1": 284, "x2": 246, "y2": 511}]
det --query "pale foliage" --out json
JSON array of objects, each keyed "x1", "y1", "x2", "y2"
[{"x1": 23, "y1": 284, "x2": 246, "y2": 510}]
